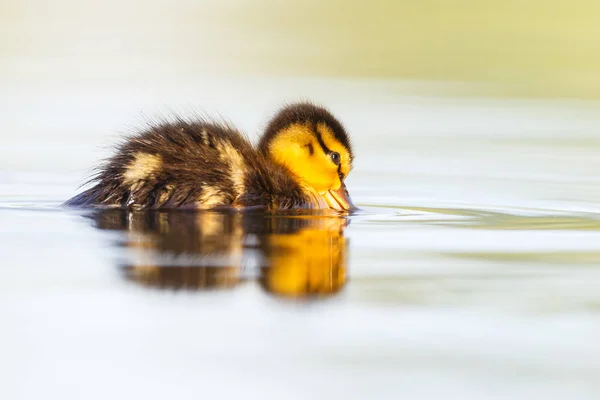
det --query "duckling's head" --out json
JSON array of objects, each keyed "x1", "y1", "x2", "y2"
[{"x1": 259, "y1": 103, "x2": 355, "y2": 211}]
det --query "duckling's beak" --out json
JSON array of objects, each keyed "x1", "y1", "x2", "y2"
[{"x1": 323, "y1": 182, "x2": 356, "y2": 211}]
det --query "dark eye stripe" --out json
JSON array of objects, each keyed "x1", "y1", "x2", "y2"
[
  {"x1": 305, "y1": 142, "x2": 314, "y2": 155},
  {"x1": 314, "y1": 130, "x2": 331, "y2": 155},
  {"x1": 314, "y1": 124, "x2": 346, "y2": 168}
]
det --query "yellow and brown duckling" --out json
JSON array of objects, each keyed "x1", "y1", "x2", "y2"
[{"x1": 66, "y1": 102, "x2": 355, "y2": 211}]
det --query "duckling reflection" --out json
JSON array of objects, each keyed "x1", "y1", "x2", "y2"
[
  {"x1": 258, "y1": 216, "x2": 347, "y2": 297},
  {"x1": 93, "y1": 210, "x2": 245, "y2": 289},
  {"x1": 90, "y1": 210, "x2": 348, "y2": 298}
]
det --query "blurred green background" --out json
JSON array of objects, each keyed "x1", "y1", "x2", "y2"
[{"x1": 2, "y1": 0, "x2": 599, "y2": 98}]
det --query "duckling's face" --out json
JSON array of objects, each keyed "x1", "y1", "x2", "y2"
[{"x1": 260, "y1": 107, "x2": 355, "y2": 211}]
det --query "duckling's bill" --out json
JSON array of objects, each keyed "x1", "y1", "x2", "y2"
[{"x1": 322, "y1": 182, "x2": 356, "y2": 212}]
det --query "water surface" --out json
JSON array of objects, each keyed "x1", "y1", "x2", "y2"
[{"x1": 2, "y1": 80, "x2": 600, "y2": 399}]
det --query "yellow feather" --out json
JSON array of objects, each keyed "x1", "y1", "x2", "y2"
[{"x1": 267, "y1": 123, "x2": 350, "y2": 193}]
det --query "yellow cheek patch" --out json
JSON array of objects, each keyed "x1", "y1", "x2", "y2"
[
  {"x1": 123, "y1": 153, "x2": 162, "y2": 186},
  {"x1": 316, "y1": 123, "x2": 352, "y2": 178},
  {"x1": 268, "y1": 123, "x2": 339, "y2": 193}
]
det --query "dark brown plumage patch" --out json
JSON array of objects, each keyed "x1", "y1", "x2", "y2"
[{"x1": 259, "y1": 102, "x2": 353, "y2": 160}]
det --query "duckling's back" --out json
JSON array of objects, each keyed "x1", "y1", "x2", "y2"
[{"x1": 66, "y1": 120, "x2": 308, "y2": 210}]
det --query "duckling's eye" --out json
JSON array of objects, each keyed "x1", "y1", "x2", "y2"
[{"x1": 330, "y1": 151, "x2": 341, "y2": 165}]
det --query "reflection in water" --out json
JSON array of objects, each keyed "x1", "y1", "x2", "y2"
[{"x1": 89, "y1": 210, "x2": 348, "y2": 298}]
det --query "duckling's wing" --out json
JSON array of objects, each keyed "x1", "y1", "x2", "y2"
[{"x1": 66, "y1": 121, "x2": 257, "y2": 209}]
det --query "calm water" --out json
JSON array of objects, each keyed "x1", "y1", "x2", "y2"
[{"x1": 2, "y1": 78, "x2": 600, "y2": 399}]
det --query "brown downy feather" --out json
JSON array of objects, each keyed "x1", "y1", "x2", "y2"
[{"x1": 65, "y1": 119, "x2": 310, "y2": 210}]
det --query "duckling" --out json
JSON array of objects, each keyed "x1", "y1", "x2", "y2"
[{"x1": 66, "y1": 102, "x2": 355, "y2": 211}]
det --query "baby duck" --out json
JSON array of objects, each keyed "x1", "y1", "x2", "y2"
[{"x1": 66, "y1": 103, "x2": 355, "y2": 211}]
